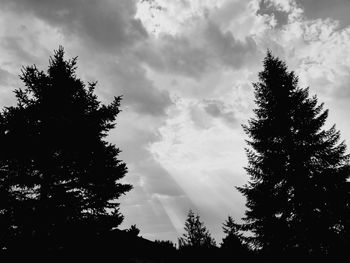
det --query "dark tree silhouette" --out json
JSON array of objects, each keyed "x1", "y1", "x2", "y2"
[
  {"x1": 178, "y1": 209, "x2": 216, "y2": 249},
  {"x1": 155, "y1": 239, "x2": 176, "y2": 249},
  {"x1": 126, "y1": 224, "x2": 140, "y2": 236},
  {"x1": 238, "y1": 51, "x2": 350, "y2": 257},
  {"x1": 0, "y1": 46, "x2": 132, "y2": 252},
  {"x1": 221, "y1": 216, "x2": 247, "y2": 253}
]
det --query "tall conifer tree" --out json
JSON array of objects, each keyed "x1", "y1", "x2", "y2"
[
  {"x1": 0, "y1": 47, "x2": 132, "y2": 252},
  {"x1": 178, "y1": 210, "x2": 216, "y2": 249},
  {"x1": 239, "y1": 51, "x2": 350, "y2": 257},
  {"x1": 221, "y1": 216, "x2": 247, "y2": 255}
]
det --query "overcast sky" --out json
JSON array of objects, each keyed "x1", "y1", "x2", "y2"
[{"x1": 1, "y1": 0, "x2": 350, "y2": 244}]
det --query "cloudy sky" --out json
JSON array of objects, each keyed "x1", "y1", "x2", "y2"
[{"x1": 1, "y1": 0, "x2": 350, "y2": 243}]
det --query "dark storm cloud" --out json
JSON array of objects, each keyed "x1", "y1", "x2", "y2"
[
  {"x1": 103, "y1": 60, "x2": 172, "y2": 117},
  {"x1": 0, "y1": 0, "x2": 172, "y2": 117},
  {"x1": 136, "y1": 20, "x2": 257, "y2": 79},
  {"x1": 2, "y1": 0, "x2": 148, "y2": 51},
  {"x1": 136, "y1": 36, "x2": 210, "y2": 79},
  {"x1": 204, "y1": 21, "x2": 257, "y2": 69}
]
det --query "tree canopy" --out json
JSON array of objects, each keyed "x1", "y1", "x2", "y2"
[
  {"x1": 0, "y1": 46, "x2": 132, "y2": 252},
  {"x1": 238, "y1": 51, "x2": 350, "y2": 257},
  {"x1": 221, "y1": 216, "x2": 247, "y2": 253},
  {"x1": 178, "y1": 210, "x2": 216, "y2": 249}
]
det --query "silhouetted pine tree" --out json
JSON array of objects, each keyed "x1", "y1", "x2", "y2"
[
  {"x1": 0, "y1": 47, "x2": 132, "y2": 252},
  {"x1": 126, "y1": 224, "x2": 140, "y2": 236},
  {"x1": 238, "y1": 51, "x2": 350, "y2": 257},
  {"x1": 221, "y1": 216, "x2": 247, "y2": 253},
  {"x1": 178, "y1": 210, "x2": 216, "y2": 249}
]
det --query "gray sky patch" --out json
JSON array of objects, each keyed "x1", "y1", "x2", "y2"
[
  {"x1": 257, "y1": 0, "x2": 289, "y2": 28},
  {"x1": 296, "y1": 0, "x2": 350, "y2": 29}
]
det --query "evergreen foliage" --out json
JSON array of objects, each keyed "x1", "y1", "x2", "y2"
[
  {"x1": 155, "y1": 239, "x2": 176, "y2": 250},
  {"x1": 238, "y1": 51, "x2": 350, "y2": 257},
  {"x1": 0, "y1": 47, "x2": 132, "y2": 252},
  {"x1": 178, "y1": 210, "x2": 216, "y2": 249},
  {"x1": 126, "y1": 224, "x2": 140, "y2": 236},
  {"x1": 221, "y1": 216, "x2": 247, "y2": 253}
]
